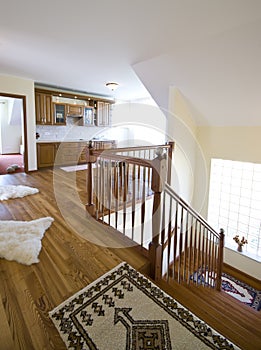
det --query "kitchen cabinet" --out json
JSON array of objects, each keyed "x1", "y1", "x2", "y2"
[
  {"x1": 79, "y1": 144, "x2": 87, "y2": 163},
  {"x1": 35, "y1": 87, "x2": 113, "y2": 126},
  {"x1": 35, "y1": 92, "x2": 53, "y2": 125},
  {"x1": 83, "y1": 106, "x2": 95, "y2": 126},
  {"x1": 37, "y1": 141, "x2": 116, "y2": 168},
  {"x1": 53, "y1": 103, "x2": 66, "y2": 125},
  {"x1": 37, "y1": 142, "x2": 88, "y2": 168},
  {"x1": 96, "y1": 101, "x2": 111, "y2": 126},
  {"x1": 67, "y1": 104, "x2": 84, "y2": 116},
  {"x1": 37, "y1": 143, "x2": 59, "y2": 168},
  {"x1": 55, "y1": 142, "x2": 82, "y2": 165}
]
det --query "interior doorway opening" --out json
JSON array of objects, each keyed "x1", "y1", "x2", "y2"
[
  {"x1": 0, "y1": 93, "x2": 27, "y2": 175},
  {"x1": 0, "y1": 154, "x2": 24, "y2": 175}
]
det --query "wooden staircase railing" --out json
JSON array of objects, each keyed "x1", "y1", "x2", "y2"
[
  {"x1": 85, "y1": 142, "x2": 173, "y2": 246},
  {"x1": 160, "y1": 184, "x2": 224, "y2": 291},
  {"x1": 85, "y1": 141, "x2": 224, "y2": 291}
]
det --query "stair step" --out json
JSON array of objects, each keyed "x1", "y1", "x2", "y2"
[{"x1": 156, "y1": 278, "x2": 261, "y2": 350}]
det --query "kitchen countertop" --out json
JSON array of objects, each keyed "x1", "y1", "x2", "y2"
[
  {"x1": 36, "y1": 139, "x2": 115, "y2": 143},
  {"x1": 36, "y1": 139, "x2": 90, "y2": 143}
]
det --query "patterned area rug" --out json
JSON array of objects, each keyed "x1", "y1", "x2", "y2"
[
  {"x1": 191, "y1": 269, "x2": 261, "y2": 311},
  {"x1": 50, "y1": 262, "x2": 240, "y2": 349}
]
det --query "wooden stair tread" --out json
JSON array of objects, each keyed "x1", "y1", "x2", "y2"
[{"x1": 157, "y1": 279, "x2": 261, "y2": 350}]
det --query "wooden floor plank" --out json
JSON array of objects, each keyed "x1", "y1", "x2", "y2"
[
  {"x1": 0, "y1": 293, "x2": 15, "y2": 350},
  {"x1": 0, "y1": 169, "x2": 260, "y2": 350}
]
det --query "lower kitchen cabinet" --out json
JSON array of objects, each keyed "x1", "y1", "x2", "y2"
[
  {"x1": 79, "y1": 144, "x2": 87, "y2": 163},
  {"x1": 37, "y1": 141, "x2": 116, "y2": 169},
  {"x1": 55, "y1": 143, "x2": 82, "y2": 165},
  {"x1": 37, "y1": 143, "x2": 60, "y2": 168},
  {"x1": 37, "y1": 142, "x2": 88, "y2": 168}
]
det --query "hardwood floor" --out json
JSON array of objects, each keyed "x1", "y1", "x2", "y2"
[{"x1": 0, "y1": 169, "x2": 260, "y2": 350}]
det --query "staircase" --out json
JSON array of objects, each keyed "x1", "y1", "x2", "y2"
[{"x1": 85, "y1": 142, "x2": 224, "y2": 290}]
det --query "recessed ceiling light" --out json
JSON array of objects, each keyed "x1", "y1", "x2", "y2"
[{"x1": 106, "y1": 82, "x2": 119, "y2": 91}]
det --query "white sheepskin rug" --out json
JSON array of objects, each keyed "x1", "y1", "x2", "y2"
[
  {"x1": 0, "y1": 185, "x2": 39, "y2": 201},
  {"x1": 0, "y1": 217, "x2": 54, "y2": 265}
]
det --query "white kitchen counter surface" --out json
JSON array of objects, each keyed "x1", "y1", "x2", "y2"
[{"x1": 36, "y1": 139, "x2": 90, "y2": 143}]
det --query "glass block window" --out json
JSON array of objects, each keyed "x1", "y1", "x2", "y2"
[{"x1": 207, "y1": 158, "x2": 261, "y2": 258}]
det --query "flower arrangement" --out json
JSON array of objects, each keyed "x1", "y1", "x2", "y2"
[{"x1": 233, "y1": 235, "x2": 248, "y2": 252}]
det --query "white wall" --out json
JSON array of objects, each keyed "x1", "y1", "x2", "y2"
[
  {"x1": 0, "y1": 74, "x2": 36, "y2": 170},
  {"x1": 111, "y1": 102, "x2": 167, "y2": 147},
  {"x1": 0, "y1": 102, "x2": 4, "y2": 153}
]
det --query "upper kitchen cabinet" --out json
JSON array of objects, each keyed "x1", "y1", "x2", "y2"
[
  {"x1": 67, "y1": 104, "x2": 84, "y2": 117},
  {"x1": 35, "y1": 92, "x2": 53, "y2": 125},
  {"x1": 53, "y1": 103, "x2": 66, "y2": 125},
  {"x1": 83, "y1": 106, "x2": 95, "y2": 126},
  {"x1": 34, "y1": 85, "x2": 113, "y2": 126},
  {"x1": 96, "y1": 101, "x2": 111, "y2": 126}
]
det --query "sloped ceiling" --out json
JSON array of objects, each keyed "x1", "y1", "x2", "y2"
[
  {"x1": 134, "y1": 16, "x2": 261, "y2": 126},
  {"x1": 0, "y1": 0, "x2": 260, "y2": 126}
]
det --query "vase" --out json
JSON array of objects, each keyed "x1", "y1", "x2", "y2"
[{"x1": 237, "y1": 245, "x2": 243, "y2": 252}]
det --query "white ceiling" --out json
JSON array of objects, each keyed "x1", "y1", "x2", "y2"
[{"x1": 0, "y1": 0, "x2": 261, "y2": 126}]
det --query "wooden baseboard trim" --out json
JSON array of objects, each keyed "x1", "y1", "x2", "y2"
[{"x1": 223, "y1": 263, "x2": 261, "y2": 290}]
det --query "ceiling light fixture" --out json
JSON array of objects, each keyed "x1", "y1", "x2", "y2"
[{"x1": 106, "y1": 82, "x2": 119, "y2": 91}]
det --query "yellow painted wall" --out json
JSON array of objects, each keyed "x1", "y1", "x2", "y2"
[
  {"x1": 168, "y1": 87, "x2": 208, "y2": 211},
  {"x1": 197, "y1": 126, "x2": 261, "y2": 279},
  {"x1": 197, "y1": 126, "x2": 261, "y2": 217},
  {"x1": 168, "y1": 86, "x2": 261, "y2": 279}
]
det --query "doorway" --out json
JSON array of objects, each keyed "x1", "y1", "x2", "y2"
[{"x1": 0, "y1": 93, "x2": 28, "y2": 175}]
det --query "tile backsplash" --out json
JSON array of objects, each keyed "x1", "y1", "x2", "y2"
[{"x1": 36, "y1": 120, "x2": 107, "y2": 141}]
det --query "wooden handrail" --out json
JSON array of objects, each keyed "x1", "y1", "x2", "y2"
[
  {"x1": 90, "y1": 144, "x2": 172, "y2": 163},
  {"x1": 164, "y1": 183, "x2": 221, "y2": 239},
  {"x1": 90, "y1": 143, "x2": 173, "y2": 154},
  {"x1": 93, "y1": 152, "x2": 153, "y2": 168},
  {"x1": 162, "y1": 183, "x2": 224, "y2": 290}
]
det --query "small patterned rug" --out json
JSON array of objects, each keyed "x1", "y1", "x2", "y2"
[
  {"x1": 50, "y1": 262, "x2": 240, "y2": 349},
  {"x1": 191, "y1": 269, "x2": 261, "y2": 311}
]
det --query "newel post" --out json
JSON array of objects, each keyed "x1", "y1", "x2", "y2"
[
  {"x1": 216, "y1": 228, "x2": 224, "y2": 291},
  {"x1": 85, "y1": 141, "x2": 97, "y2": 217},
  {"x1": 167, "y1": 141, "x2": 175, "y2": 185},
  {"x1": 149, "y1": 149, "x2": 167, "y2": 281}
]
